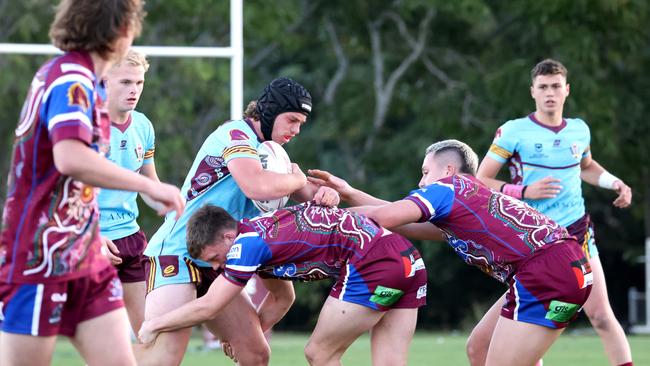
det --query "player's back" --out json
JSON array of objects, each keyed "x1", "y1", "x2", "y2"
[
  {"x1": 239, "y1": 202, "x2": 385, "y2": 281},
  {"x1": 407, "y1": 175, "x2": 571, "y2": 283}
]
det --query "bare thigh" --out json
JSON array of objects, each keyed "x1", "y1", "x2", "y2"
[
  {"x1": 486, "y1": 316, "x2": 562, "y2": 366},
  {"x1": 70, "y1": 307, "x2": 136, "y2": 366},
  {"x1": 370, "y1": 308, "x2": 418, "y2": 366},
  {"x1": 204, "y1": 291, "x2": 270, "y2": 366},
  {"x1": 466, "y1": 292, "x2": 506, "y2": 366},
  {"x1": 305, "y1": 297, "x2": 385, "y2": 365},
  {"x1": 122, "y1": 281, "x2": 146, "y2": 335},
  {"x1": 0, "y1": 332, "x2": 57, "y2": 366},
  {"x1": 137, "y1": 283, "x2": 196, "y2": 366}
]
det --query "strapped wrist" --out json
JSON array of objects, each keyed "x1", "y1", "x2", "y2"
[
  {"x1": 502, "y1": 184, "x2": 524, "y2": 199},
  {"x1": 598, "y1": 172, "x2": 620, "y2": 190}
]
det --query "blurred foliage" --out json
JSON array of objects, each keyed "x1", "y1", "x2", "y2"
[{"x1": 0, "y1": 0, "x2": 648, "y2": 330}]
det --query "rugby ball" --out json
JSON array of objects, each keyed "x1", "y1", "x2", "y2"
[{"x1": 252, "y1": 141, "x2": 292, "y2": 213}]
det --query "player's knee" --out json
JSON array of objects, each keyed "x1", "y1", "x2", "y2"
[
  {"x1": 304, "y1": 340, "x2": 337, "y2": 366},
  {"x1": 588, "y1": 310, "x2": 619, "y2": 332},
  {"x1": 236, "y1": 341, "x2": 270, "y2": 366},
  {"x1": 465, "y1": 333, "x2": 488, "y2": 366}
]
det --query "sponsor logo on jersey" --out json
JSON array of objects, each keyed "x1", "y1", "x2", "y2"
[
  {"x1": 66, "y1": 82, "x2": 90, "y2": 112},
  {"x1": 108, "y1": 277, "x2": 123, "y2": 301},
  {"x1": 119, "y1": 140, "x2": 127, "y2": 149},
  {"x1": 134, "y1": 143, "x2": 144, "y2": 162},
  {"x1": 570, "y1": 143, "x2": 581, "y2": 158},
  {"x1": 370, "y1": 286, "x2": 404, "y2": 307},
  {"x1": 49, "y1": 303, "x2": 63, "y2": 324},
  {"x1": 553, "y1": 139, "x2": 561, "y2": 147},
  {"x1": 535, "y1": 143, "x2": 543, "y2": 152},
  {"x1": 194, "y1": 172, "x2": 212, "y2": 186},
  {"x1": 416, "y1": 284, "x2": 427, "y2": 299},
  {"x1": 571, "y1": 257, "x2": 593, "y2": 289},
  {"x1": 272, "y1": 263, "x2": 297, "y2": 277},
  {"x1": 227, "y1": 244, "x2": 242, "y2": 260},
  {"x1": 545, "y1": 300, "x2": 579, "y2": 323},
  {"x1": 229, "y1": 129, "x2": 249, "y2": 141},
  {"x1": 51, "y1": 292, "x2": 67, "y2": 302}
]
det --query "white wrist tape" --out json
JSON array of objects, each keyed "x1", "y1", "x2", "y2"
[{"x1": 598, "y1": 171, "x2": 620, "y2": 190}]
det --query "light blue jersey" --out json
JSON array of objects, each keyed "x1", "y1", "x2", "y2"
[
  {"x1": 486, "y1": 113, "x2": 590, "y2": 227},
  {"x1": 144, "y1": 119, "x2": 262, "y2": 267},
  {"x1": 98, "y1": 111, "x2": 155, "y2": 240}
]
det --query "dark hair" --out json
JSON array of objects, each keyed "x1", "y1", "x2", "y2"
[
  {"x1": 530, "y1": 58, "x2": 568, "y2": 81},
  {"x1": 186, "y1": 205, "x2": 237, "y2": 259},
  {"x1": 49, "y1": 0, "x2": 145, "y2": 59}
]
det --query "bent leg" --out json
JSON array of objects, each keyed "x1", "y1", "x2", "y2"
[
  {"x1": 486, "y1": 316, "x2": 562, "y2": 366},
  {"x1": 466, "y1": 292, "x2": 506, "y2": 366},
  {"x1": 305, "y1": 297, "x2": 385, "y2": 366},
  {"x1": 583, "y1": 256, "x2": 632, "y2": 364},
  {"x1": 0, "y1": 332, "x2": 56, "y2": 366},
  {"x1": 71, "y1": 307, "x2": 136, "y2": 366},
  {"x1": 370, "y1": 308, "x2": 418, "y2": 366},
  {"x1": 204, "y1": 291, "x2": 270, "y2": 366},
  {"x1": 137, "y1": 283, "x2": 196, "y2": 366},
  {"x1": 122, "y1": 281, "x2": 146, "y2": 336}
]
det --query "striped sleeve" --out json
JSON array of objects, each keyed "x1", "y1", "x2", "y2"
[
  {"x1": 44, "y1": 73, "x2": 95, "y2": 145},
  {"x1": 403, "y1": 182, "x2": 455, "y2": 223},
  {"x1": 143, "y1": 115, "x2": 156, "y2": 163},
  {"x1": 223, "y1": 233, "x2": 272, "y2": 286},
  {"x1": 486, "y1": 122, "x2": 517, "y2": 163}
]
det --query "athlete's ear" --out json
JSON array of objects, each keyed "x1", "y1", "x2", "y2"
[
  {"x1": 445, "y1": 164, "x2": 457, "y2": 177},
  {"x1": 566, "y1": 83, "x2": 570, "y2": 96},
  {"x1": 223, "y1": 230, "x2": 237, "y2": 243}
]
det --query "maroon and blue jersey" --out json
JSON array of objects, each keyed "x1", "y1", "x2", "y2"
[
  {"x1": 0, "y1": 51, "x2": 111, "y2": 284},
  {"x1": 405, "y1": 175, "x2": 570, "y2": 283},
  {"x1": 222, "y1": 202, "x2": 389, "y2": 286}
]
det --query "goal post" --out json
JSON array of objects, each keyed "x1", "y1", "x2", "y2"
[{"x1": 0, "y1": 0, "x2": 243, "y2": 120}]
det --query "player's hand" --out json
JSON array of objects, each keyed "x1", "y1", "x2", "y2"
[
  {"x1": 100, "y1": 236, "x2": 122, "y2": 266},
  {"x1": 289, "y1": 163, "x2": 308, "y2": 188},
  {"x1": 313, "y1": 186, "x2": 340, "y2": 207},
  {"x1": 307, "y1": 169, "x2": 354, "y2": 201},
  {"x1": 221, "y1": 341, "x2": 238, "y2": 362},
  {"x1": 142, "y1": 182, "x2": 185, "y2": 217},
  {"x1": 612, "y1": 180, "x2": 632, "y2": 208},
  {"x1": 523, "y1": 176, "x2": 562, "y2": 200},
  {"x1": 138, "y1": 321, "x2": 158, "y2": 345}
]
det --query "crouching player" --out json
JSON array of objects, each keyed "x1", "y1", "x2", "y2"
[
  {"x1": 139, "y1": 202, "x2": 427, "y2": 366},
  {"x1": 309, "y1": 139, "x2": 593, "y2": 366}
]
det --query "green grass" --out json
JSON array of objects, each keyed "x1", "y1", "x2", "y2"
[{"x1": 52, "y1": 330, "x2": 650, "y2": 365}]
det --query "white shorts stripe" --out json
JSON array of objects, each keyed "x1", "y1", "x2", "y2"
[{"x1": 31, "y1": 284, "x2": 44, "y2": 336}]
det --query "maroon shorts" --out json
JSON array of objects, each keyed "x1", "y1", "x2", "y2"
[
  {"x1": 329, "y1": 233, "x2": 427, "y2": 311},
  {"x1": 566, "y1": 213, "x2": 598, "y2": 259},
  {"x1": 501, "y1": 240, "x2": 593, "y2": 329},
  {"x1": 113, "y1": 230, "x2": 148, "y2": 283},
  {"x1": 0, "y1": 265, "x2": 124, "y2": 337}
]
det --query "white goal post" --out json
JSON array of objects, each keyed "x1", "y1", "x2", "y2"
[{"x1": 0, "y1": 0, "x2": 243, "y2": 120}]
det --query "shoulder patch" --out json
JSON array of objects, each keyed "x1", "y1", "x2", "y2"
[
  {"x1": 227, "y1": 243, "x2": 242, "y2": 260},
  {"x1": 67, "y1": 82, "x2": 90, "y2": 112},
  {"x1": 229, "y1": 129, "x2": 249, "y2": 141}
]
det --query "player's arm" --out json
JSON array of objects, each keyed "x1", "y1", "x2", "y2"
[
  {"x1": 139, "y1": 162, "x2": 160, "y2": 182},
  {"x1": 358, "y1": 200, "x2": 423, "y2": 230},
  {"x1": 53, "y1": 139, "x2": 183, "y2": 215},
  {"x1": 392, "y1": 222, "x2": 444, "y2": 241},
  {"x1": 289, "y1": 182, "x2": 341, "y2": 207},
  {"x1": 580, "y1": 156, "x2": 632, "y2": 208},
  {"x1": 228, "y1": 158, "x2": 307, "y2": 201},
  {"x1": 477, "y1": 155, "x2": 561, "y2": 200},
  {"x1": 138, "y1": 275, "x2": 242, "y2": 344},
  {"x1": 307, "y1": 169, "x2": 389, "y2": 206},
  {"x1": 476, "y1": 156, "x2": 507, "y2": 190},
  {"x1": 256, "y1": 279, "x2": 295, "y2": 332}
]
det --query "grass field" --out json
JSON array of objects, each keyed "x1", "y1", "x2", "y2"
[{"x1": 52, "y1": 330, "x2": 650, "y2": 365}]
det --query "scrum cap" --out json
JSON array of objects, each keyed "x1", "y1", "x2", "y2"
[{"x1": 256, "y1": 77, "x2": 312, "y2": 141}]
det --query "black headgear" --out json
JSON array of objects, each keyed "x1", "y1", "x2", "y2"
[{"x1": 256, "y1": 77, "x2": 312, "y2": 141}]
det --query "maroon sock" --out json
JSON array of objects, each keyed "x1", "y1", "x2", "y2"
[{"x1": 617, "y1": 362, "x2": 633, "y2": 366}]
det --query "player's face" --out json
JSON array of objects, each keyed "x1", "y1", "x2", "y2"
[
  {"x1": 199, "y1": 241, "x2": 232, "y2": 271},
  {"x1": 106, "y1": 63, "x2": 146, "y2": 114},
  {"x1": 419, "y1": 153, "x2": 449, "y2": 187},
  {"x1": 271, "y1": 112, "x2": 307, "y2": 145},
  {"x1": 531, "y1": 74, "x2": 570, "y2": 115}
]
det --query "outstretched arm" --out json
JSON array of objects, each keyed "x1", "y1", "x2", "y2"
[
  {"x1": 307, "y1": 169, "x2": 388, "y2": 206},
  {"x1": 138, "y1": 276, "x2": 242, "y2": 344},
  {"x1": 478, "y1": 155, "x2": 561, "y2": 200},
  {"x1": 580, "y1": 157, "x2": 632, "y2": 208}
]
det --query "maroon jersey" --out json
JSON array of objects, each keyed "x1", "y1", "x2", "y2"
[
  {"x1": 405, "y1": 175, "x2": 571, "y2": 283},
  {"x1": 0, "y1": 51, "x2": 111, "y2": 284}
]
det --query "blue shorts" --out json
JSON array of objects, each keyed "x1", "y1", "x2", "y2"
[
  {"x1": 566, "y1": 214, "x2": 598, "y2": 259},
  {"x1": 143, "y1": 255, "x2": 219, "y2": 297}
]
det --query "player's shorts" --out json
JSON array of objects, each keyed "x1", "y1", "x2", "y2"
[
  {"x1": 0, "y1": 266, "x2": 124, "y2": 337},
  {"x1": 501, "y1": 239, "x2": 593, "y2": 329},
  {"x1": 566, "y1": 213, "x2": 598, "y2": 259},
  {"x1": 144, "y1": 255, "x2": 219, "y2": 297},
  {"x1": 330, "y1": 233, "x2": 427, "y2": 311},
  {"x1": 113, "y1": 230, "x2": 147, "y2": 283}
]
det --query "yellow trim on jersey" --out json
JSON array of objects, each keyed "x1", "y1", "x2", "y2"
[
  {"x1": 222, "y1": 145, "x2": 257, "y2": 160},
  {"x1": 144, "y1": 147, "x2": 155, "y2": 159},
  {"x1": 489, "y1": 143, "x2": 512, "y2": 160}
]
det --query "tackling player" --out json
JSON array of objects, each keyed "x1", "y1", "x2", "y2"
[
  {"x1": 309, "y1": 139, "x2": 593, "y2": 366},
  {"x1": 139, "y1": 202, "x2": 427, "y2": 366},
  {"x1": 474, "y1": 59, "x2": 633, "y2": 366},
  {"x1": 0, "y1": 1, "x2": 184, "y2": 365}
]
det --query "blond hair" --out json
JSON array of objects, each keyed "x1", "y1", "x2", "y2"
[
  {"x1": 113, "y1": 49, "x2": 150, "y2": 72},
  {"x1": 425, "y1": 139, "x2": 479, "y2": 176}
]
